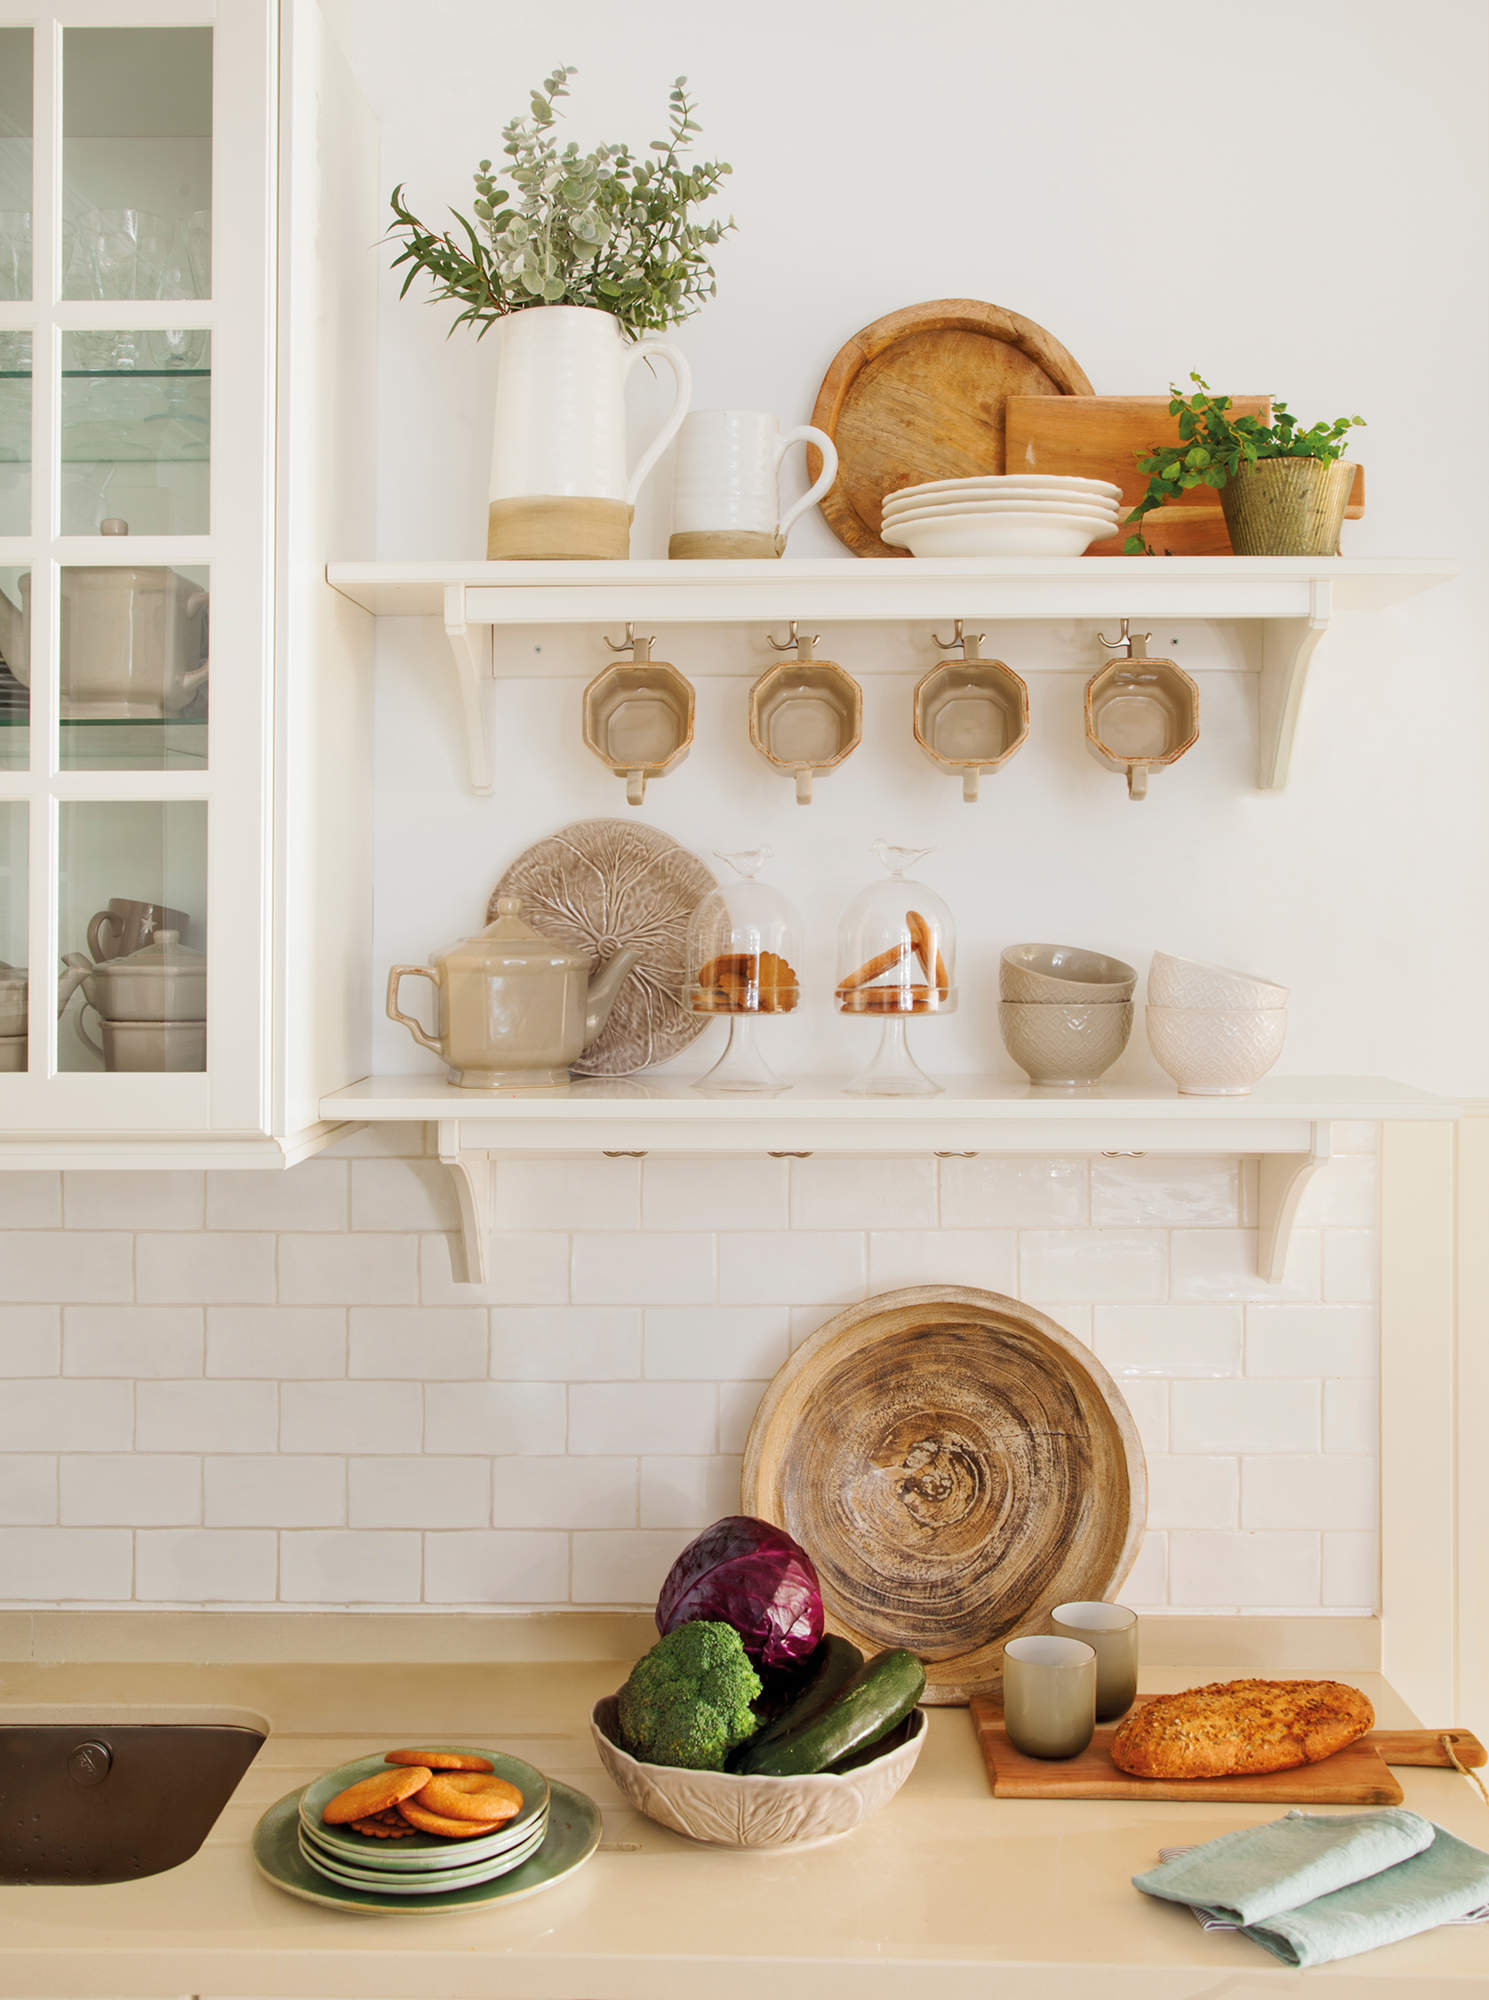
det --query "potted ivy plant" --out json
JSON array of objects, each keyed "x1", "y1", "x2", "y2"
[
  {"x1": 1124, "y1": 375, "x2": 1365, "y2": 557},
  {"x1": 389, "y1": 67, "x2": 734, "y2": 560}
]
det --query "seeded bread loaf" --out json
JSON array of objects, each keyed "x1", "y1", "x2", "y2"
[{"x1": 1109, "y1": 1678, "x2": 1374, "y2": 1780}]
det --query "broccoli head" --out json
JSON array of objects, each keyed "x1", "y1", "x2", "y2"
[{"x1": 617, "y1": 1619, "x2": 762, "y2": 1770}]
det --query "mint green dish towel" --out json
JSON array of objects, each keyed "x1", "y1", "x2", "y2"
[{"x1": 1134, "y1": 1809, "x2": 1489, "y2": 1970}]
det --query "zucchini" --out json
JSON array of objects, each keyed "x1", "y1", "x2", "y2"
[
  {"x1": 737, "y1": 1647, "x2": 925, "y2": 1777},
  {"x1": 737, "y1": 1636, "x2": 864, "y2": 1764}
]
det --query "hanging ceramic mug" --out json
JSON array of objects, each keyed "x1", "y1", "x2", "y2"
[
  {"x1": 486, "y1": 304, "x2": 691, "y2": 561},
  {"x1": 669, "y1": 410, "x2": 839, "y2": 559}
]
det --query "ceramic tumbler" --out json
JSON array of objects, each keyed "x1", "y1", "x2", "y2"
[
  {"x1": 1002, "y1": 1635, "x2": 1097, "y2": 1759},
  {"x1": 1050, "y1": 1601, "x2": 1138, "y2": 1721},
  {"x1": 670, "y1": 409, "x2": 838, "y2": 559}
]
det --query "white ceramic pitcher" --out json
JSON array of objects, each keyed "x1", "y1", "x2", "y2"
[
  {"x1": 487, "y1": 305, "x2": 691, "y2": 561},
  {"x1": 669, "y1": 409, "x2": 838, "y2": 558}
]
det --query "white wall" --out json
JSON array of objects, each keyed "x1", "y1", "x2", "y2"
[{"x1": 324, "y1": 0, "x2": 1488, "y2": 1095}]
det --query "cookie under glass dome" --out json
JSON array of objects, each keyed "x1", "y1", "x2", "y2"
[
  {"x1": 685, "y1": 848, "x2": 801, "y2": 1094},
  {"x1": 835, "y1": 840, "x2": 956, "y2": 1096}
]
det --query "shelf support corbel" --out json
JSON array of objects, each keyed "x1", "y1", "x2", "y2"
[
  {"x1": 1257, "y1": 579, "x2": 1332, "y2": 791},
  {"x1": 443, "y1": 585, "x2": 495, "y2": 796},
  {"x1": 1256, "y1": 1121, "x2": 1332, "y2": 1281},
  {"x1": 436, "y1": 1121, "x2": 491, "y2": 1285}
]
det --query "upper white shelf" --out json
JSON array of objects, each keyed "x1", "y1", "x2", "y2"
[{"x1": 324, "y1": 556, "x2": 1453, "y2": 796}]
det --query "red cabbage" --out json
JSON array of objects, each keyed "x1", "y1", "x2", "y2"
[{"x1": 655, "y1": 1515, "x2": 824, "y2": 1671}]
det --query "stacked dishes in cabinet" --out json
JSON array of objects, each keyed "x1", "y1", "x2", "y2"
[
  {"x1": 1146, "y1": 952, "x2": 1288, "y2": 1095},
  {"x1": 686, "y1": 849, "x2": 802, "y2": 1094},
  {"x1": 999, "y1": 943, "x2": 1136, "y2": 1086},
  {"x1": 836, "y1": 842, "x2": 955, "y2": 1097},
  {"x1": 879, "y1": 475, "x2": 1123, "y2": 557},
  {"x1": 59, "y1": 929, "x2": 206, "y2": 1071},
  {"x1": 0, "y1": 960, "x2": 25, "y2": 1071}
]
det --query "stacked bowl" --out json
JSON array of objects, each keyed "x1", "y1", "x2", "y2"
[
  {"x1": 879, "y1": 476, "x2": 1123, "y2": 557},
  {"x1": 999, "y1": 943, "x2": 1137, "y2": 1085},
  {"x1": 296, "y1": 1751, "x2": 550, "y2": 1899},
  {"x1": 1146, "y1": 953, "x2": 1288, "y2": 1096}
]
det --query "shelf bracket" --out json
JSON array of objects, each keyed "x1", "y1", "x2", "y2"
[
  {"x1": 1257, "y1": 579, "x2": 1332, "y2": 791},
  {"x1": 437, "y1": 1120, "x2": 491, "y2": 1285},
  {"x1": 443, "y1": 585, "x2": 495, "y2": 796},
  {"x1": 1256, "y1": 1121, "x2": 1332, "y2": 1282}
]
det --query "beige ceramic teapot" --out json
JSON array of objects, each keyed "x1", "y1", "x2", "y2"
[{"x1": 386, "y1": 897, "x2": 640, "y2": 1088}]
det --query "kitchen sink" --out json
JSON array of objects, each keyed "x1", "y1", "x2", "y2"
[{"x1": 0, "y1": 1705, "x2": 267, "y2": 1884}]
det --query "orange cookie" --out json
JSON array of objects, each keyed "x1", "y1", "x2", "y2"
[
  {"x1": 837, "y1": 941, "x2": 911, "y2": 992},
  {"x1": 350, "y1": 1815, "x2": 415, "y2": 1838},
  {"x1": 397, "y1": 1797, "x2": 506, "y2": 1838},
  {"x1": 322, "y1": 1763, "x2": 431, "y2": 1824},
  {"x1": 385, "y1": 1748, "x2": 494, "y2": 1773},
  {"x1": 906, "y1": 909, "x2": 949, "y2": 997},
  {"x1": 417, "y1": 1770, "x2": 524, "y2": 1823}
]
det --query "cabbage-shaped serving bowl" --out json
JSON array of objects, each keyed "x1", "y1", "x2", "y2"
[{"x1": 590, "y1": 1694, "x2": 926, "y2": 1848}]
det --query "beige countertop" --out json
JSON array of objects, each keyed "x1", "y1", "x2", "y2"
[{"x1": 1, "y1": 1654, "x2": 1487, "y2": 1998}]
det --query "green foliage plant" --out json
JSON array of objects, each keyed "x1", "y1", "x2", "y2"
[
  {"x1": 1124, "y1": 373, "x2": 1365, "y2": 553},
  {"x1": 388, "y1": 66, "x2": 734, "y2": 341}
]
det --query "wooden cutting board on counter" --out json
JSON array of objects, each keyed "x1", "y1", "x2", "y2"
[
  {"x1": 1003, "y1": 395, "x2": 1366, "y2": 556},
  {"x1": 970, "y1": 1697, "x2": 1485, "y2": 1804}
]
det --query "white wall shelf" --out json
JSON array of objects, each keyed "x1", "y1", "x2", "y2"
[
  {"x1": 326, "y1": 556, "x2": 1451, "y2": 797},
  {"x1": 320, "y1": 1072, "x2": 1459, "y2": 1287}
]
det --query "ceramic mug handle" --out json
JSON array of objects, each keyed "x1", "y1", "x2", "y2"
[
  {"x1": 1126, "y1": 763, "x2": 1150, "y2": 802},
  {"x1": 87, "y1": 909, "x2": 121, "y2": 961},
  {"x1": 74, "y1": 1000, "x2": 103, "y2": 1061},
  {"x1": 386, "y1": 966, "x2": 444, "y2": 1057},
  {"x1": 775, "y1": 425, "x2": 839, "y2": 541},
  {"x1": 622, "y1": 339, "x2": 692, "y2": 507}
]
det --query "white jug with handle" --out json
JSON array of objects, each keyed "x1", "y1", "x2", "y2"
[
  {"x1": 487, "y1": 305, "x2": 691, "y2": 561},
  {"x1": 669, "y1": 409, "x2": 838, "y2": 559}
]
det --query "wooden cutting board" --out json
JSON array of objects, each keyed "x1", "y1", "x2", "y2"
[
  {"x1": 808, "y1": 300, "x2": 1094, "y2": 558},
  {"x1": 1003, "y1": 395, "x2": 1366, "y2": 556}
]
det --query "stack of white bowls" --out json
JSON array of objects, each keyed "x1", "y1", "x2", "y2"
[
  {"x1": 879, "y1": 476, "x2": 1124, "y2": 557},
  {"x1": 1146, "y1": 952, "x2": 1288, "y2": 1096},
  {"x1": 999, "y1": 943, "x2": 1138, "y2": 1085}
]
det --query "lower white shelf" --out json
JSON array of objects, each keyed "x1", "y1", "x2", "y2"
[{"x1": 321, "y1": 1073, "x2": 1458, "y2": 1287}]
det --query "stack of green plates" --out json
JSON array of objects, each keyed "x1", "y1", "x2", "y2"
[{"x1": 297, "y1": 1750, "x2": 550, "y2": 1897}]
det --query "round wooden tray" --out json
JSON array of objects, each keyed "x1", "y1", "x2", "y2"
[
  {"x1": 742, "y1": 1285, "x2": 1145, "y2": 1703},
  {"x1": 808, "y1": 299, "x2": 1094, "y2": 558}
]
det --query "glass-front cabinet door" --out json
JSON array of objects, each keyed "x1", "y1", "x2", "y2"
[{"x1": 0, "y1": 2, "x2": 272, "y2": 1136}]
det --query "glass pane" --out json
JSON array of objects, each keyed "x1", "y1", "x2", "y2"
[
  {"x1": 59, "y1": 800, "x2": 205, "y2": 1073},
  {"x1": 62, "y1": 29, "x2": 211, "y2": 301},
  {"x1": 0, "y1": 564, "x2": 28, "y2": 769},
  {"x1": 0, "y1": 330, "x2": 29, "y2": 536},
  {"x1": 57, "y1": 560, "x2": 208, "y2": 772},
  {"x1": 0, "y1": 800, "x2": 26, "y2": 1075},
  {"x1": 0, "y1": 30, "x2": 33, "y2": 297},
  {"x1": 61, "y1": 330, "x2": 209, "y2": 536}
]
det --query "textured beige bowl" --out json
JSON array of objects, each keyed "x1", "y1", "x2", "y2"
[
  {"x1": 1148, "y1": 951, "x2": 1288, "y2": 1010},
  {"x1": 1146, "y1": 1004, "x2": 1287, "y2": 1096},
  {"x1": 590, "y1": 1696, "x2": 926, "y2": 1848},
  {"x1": 999, "y1": 1000, "x2": 1133, "y2": 1085},
  {"x1": 1000, "y1": 943, "x2": 1137, "y2": 1005}
]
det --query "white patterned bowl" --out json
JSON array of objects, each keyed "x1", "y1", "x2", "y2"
[
  {"x1": 998, "y1": 1001, "x2": 1133, "y2": 1085},
  {"x1": 1148, "y1": 952, "x2": 1288, "y2": 1010},
  {"x1": 1146, "y1": 1005, "x2": 1288, "y2": 1096},
  {"x1": 880, "y1": 511, "x2": 1113, "y2": 558},
  {"x1": 590, "y1": 1697, "x2": 926, "y2": 1848},
  {"x1": 1001, "y1": 943, "x2": 1138, "y2": 1005},
  {"x1": 886, "y1": 474, "x2": 1122, "y2": 507}
]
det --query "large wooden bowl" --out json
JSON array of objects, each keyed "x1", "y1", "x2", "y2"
[{"x1": 743, "y1": 1286, "x2": 1146, "y2": 1703}]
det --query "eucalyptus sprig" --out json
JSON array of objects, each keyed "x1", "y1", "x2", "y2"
[
  {"x1": 1124, "y1": 373, "x2": 1365, "y2": 553},
  {"x1": 388, "y1": 67, "x2": 734, "y2": 340}
]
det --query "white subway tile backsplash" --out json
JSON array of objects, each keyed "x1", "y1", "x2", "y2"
[
  {"x1": 60, "y1": 1454, "x2": 198, "y2": 1526},
  {"x1": 718, "y1": 1231, "x2": 864, "y2": 1305},
  {"x1": 1117, "y1": 1378, "x2": 1170, "y2": 1456},
  {"x1": 0, "y1": 1304, "x2": 60, "y2": 1374},
  {"x1": 204, "y1": 1162, "x2": 348, "y2": 1232},
  {"x1": 790, "y1": 1158, "x2": 937, "y2": 1231},
  {"x1": 645, "y1": 1306, "x2": 789, "y2": 1382},
  {"x1": 0, "y1": 1527, "x2": 131, "y2": 1600},
  {"x1": 65, "y1": 1171, "x2": 204, "y2": 1231},
  {"x1": 0, "y1": 1172, "x2": 61, "y2": 1228},
  {"x1": 490, "y1": 1307, "x2": 641, "y2": 1382},
  {"x1": 498, "y1": 1157, "x2": 642, "y2": 1232},
  {"x1": 641, "y1": 1157, "x2": 785, "y2": 1232},
  {"x1": 349, "y1": 1306, "x2": 487, "y2": 1379},
  {"x1": 205, "y1": 1455, "x2": 345, "y2": 1527},
  {"x1": 350, "y1": 1159, "x2": 461, "y2": 1233},
  {"x1": 869, "y1": 1229, "x2": 1016, "y2": 1294},
  {"x1": 1019, "y1": 1230, "x2": 1167, "y2": 1302},
  {"x1": 279, "y1": 1233, "x2": 417, "y2": 1306},
  {"x1": 1323, "y1": 1230, "x2": 1378, "y2": 1303},
  {"x1": 0, "y1": 1231, "x2": 132, "y2": 1303},
  {"x1": 572, "y1": 1231, "x2": 715, "y2": 1305},
  {"x1": 348, "y1": 1456, "x2": 489, "y2": 1529},
  {"x1": 1169, "y1": 1531, "x2": 1321, "y2": 1608},
  {"x1": 1170, "y1": 1380, "x2": 1320, "y2": 1456},
  {"x1": 135, "y1": 1528, "x2": 276, "y2": 1603},
  {"x1": 424, "y1": 1381, "x2": 566, "y2": 1457},
  {"x1": 279, "y1": 1381, "x2": 420, "y2": 1456},
  {"x1": 717, "y1": 1380, "x2": 767, "y2": 1456},
  {"x1": 63, "y1": 1305, "x2": 203, "y2": 1379},
  {"x1": 423, "y1": 1530, "x2": 570, "y2": 1604},
  {"x1": 0, "y1": 1379, "x2": 133, "y2": 1452},
  {"x1": 1324, "y1": 1379, "x2": 1378, "y2": 1455},
  {"x1": 1240, "y1": 1454, "x2": 1376, "y2": 1532},
  {"x1": 281, "y1": 1529, "x2": 422, "y2": 1603},
  {"x1": 1093, "y1": 1304, "x2": 1242, "y2": 1379},
  {"x1": 640, "y1": 1455, "x2": 741, "y2": 1529},
  {"x1": 1295, "y1": 1157, "x2": 1379, "y2": 1228},
  {"x1": 1170, "y1": 1228, "x2": 1321, "y2": 1302},
  {"x1": 939, "y1": 1157, "x2": 1088, "y2": 1229},
  {"x1": 1121, "y1": 1531, "x2": 1168, "y2": 1606},
  {"x1": 1323, "y1": 1531, "x2": 1379, "y2": 1609},
  {"x1": 490, "y1": 1456, "x2": 637, "y2": 1530},
  {"x1": 206, "y1": 1306, "x2": 347, "y2": 1379},
  {"x1": 572, "y1": 1530, "x2": 682, "y2": 1604},
  {"x1": 570, "y1": 1382, "x2": 716, "y2": 1456},
  {"x1": 1245, "y1": 1305, "x2": 1376, "y2": 1380},
  {"x1": 421, "y1": 1232, "x2": 571, "y2": 1307},
  {"x1": 0, "y1": 1456, "x2": 57, "y2": 1524},
  {"x1": 137, "y1": 1380, "x2": 277, "y2": 1455},
  {"x1": 1090, "y1": 1156, "x2": 1241, "y2": 1227},
  {"x1": 139, "y1": 1232, "x2": 274, "y2": 1305},
  {"x1": 1145, "y1": 1455, "x2": 1239, "y2": 1531}
]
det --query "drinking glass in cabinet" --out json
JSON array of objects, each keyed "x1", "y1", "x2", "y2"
[
  {"x1": 57, "y1": 801, "x2": 206, "y2": 1074},
  {"x1": 0, "y1": 802, "x2": 27, "y2": 1074},
  {"x1": 61, "y1": 331, "x2": 210, "y2": 538},
  {"x1": 0, "y1": 567, "x2": 28, "y2": 770}
]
